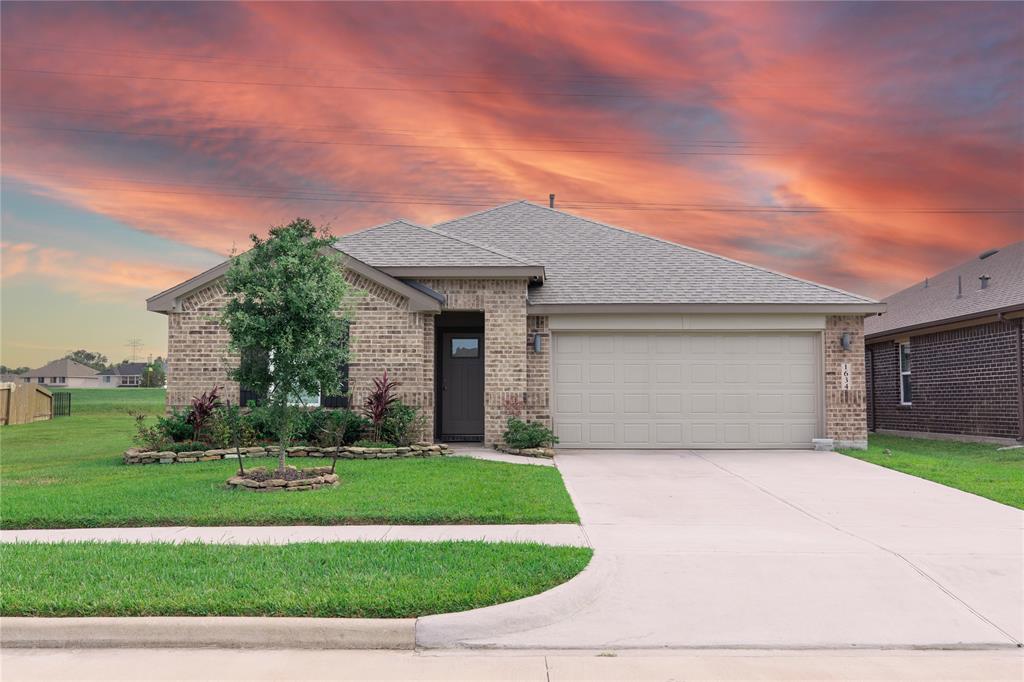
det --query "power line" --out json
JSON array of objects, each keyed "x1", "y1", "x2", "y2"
[
  {"x1": 4, "y1": 103, "x2": 787, "y2": 149},
  {"x1": 4, "y1": 41, "x2": 832, "y2": 90},
  {"x1": 6, "y1": 123, "x2": 780, "y2": 157},
  {"x1": 0, "y1": 66, "x2": 692, "y2": 100},
  {"x1": 6, "y1": 173, "x2": 1021, "y2": 215}
]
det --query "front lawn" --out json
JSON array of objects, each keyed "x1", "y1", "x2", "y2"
[
  {"x1": 0, "y1": 389, "x2": 578, "y2": 528},
  {"x1": 0, "y1": 541, "x2": 593, "y2": 617},
  {"x1": 840, "y1": 434, "x2": 1024, "y2": 509}
]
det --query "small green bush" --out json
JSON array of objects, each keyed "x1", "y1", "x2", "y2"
[
  {"x1": 379, "y1": 400, "x2": 425, "y2": 447},
  {"x1": 156, "y1": 409, "x2": 193, "y2": 443},
  {"x1": 163, "y1": 441, "x2": 210, "y2": 453},
  {"x1": 316, "y1": 409, "x2": 369, "y2": 447},
  {"x1": 503, "y1": 417, "x2": 558, "y2": 449},
  {"x1": 352, "y1": 439, "x2": 394, "y2": 449}
]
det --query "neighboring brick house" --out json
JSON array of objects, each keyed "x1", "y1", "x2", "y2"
[
  {"x1": 865, "y1": 241, "x2": 1024, "y2": 443},
  {"x1": 148, "y1": 201, "x2": 883, "y2": 449}
]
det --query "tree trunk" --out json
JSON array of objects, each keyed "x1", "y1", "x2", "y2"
[{"x1": 277, "y1": 398, "x2": 289, "y2": 474}]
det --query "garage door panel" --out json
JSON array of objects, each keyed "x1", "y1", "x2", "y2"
[{"x1": 552, "y1": 332, "x2": 821, "y2": 449}]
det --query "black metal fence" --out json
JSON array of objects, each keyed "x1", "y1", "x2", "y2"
[{"x1": 52, "y1": 391, "x2": 72, "y2": 417}]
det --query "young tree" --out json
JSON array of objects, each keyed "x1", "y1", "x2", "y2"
[{"x1": 221, "y1": 218, "x2": 350, "y2": 473}]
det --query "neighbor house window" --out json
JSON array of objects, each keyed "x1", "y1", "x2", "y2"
[
  {"x1": 104, "y1": 376, "x2": 111, "y2": 383},
  {"x1": 899, "y1": 342, "x2": 912, "y2": 405},
  {"x1": 451, "y1": 338, "x2": 479, "y2": 358}
]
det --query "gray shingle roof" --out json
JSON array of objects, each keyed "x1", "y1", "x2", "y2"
[
  {"x1": 100, "y1": 362, "x2": 148, "y2": 376},
  {"x1": 22, "y1": 358, "x2": 98, "y2": 378},
  {"x1": 433, "y1": 202, "x2": 876, "y2": 306},
  {"x1": 865, "y1": 240, "x2": 1024, "y2": 337},
  {"x1": 335, "y1": 219, "x2": 538, "y2": 268}
]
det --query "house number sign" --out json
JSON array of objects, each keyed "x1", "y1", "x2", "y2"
[{"x1": 840, "y1": 362, "x2": 852, "y2": 391}]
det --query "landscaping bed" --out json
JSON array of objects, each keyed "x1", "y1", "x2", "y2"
[
  {"x1": 123, "y1": 442, "x2": 451, "y2": 464},
  {"x1": 1, "y1": 390, "x2": 579, "y2": 528},
  {"x1": 0, "y1": 541, "x2": 593, "y2": 618},
  {"x1": 839, "y1": 434, "x2": 1024, "y2": 509}
]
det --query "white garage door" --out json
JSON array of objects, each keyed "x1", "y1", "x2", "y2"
[{"x1": 552, "y1": 333, "x2": 821, "y2": 449}]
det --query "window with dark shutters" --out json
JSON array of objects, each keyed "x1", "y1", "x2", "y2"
[
  {"x1": 320, "y1": 321, "x2": 350, "y2": 409},
  {"x1": 239, "y1": 347, "x2": 269, "y2": 407}
]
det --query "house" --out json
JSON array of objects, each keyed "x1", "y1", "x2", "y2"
[
  {"x1": 865, "y1": 241, "x2": 1023, "y2": 443},
  {"x1": 148, "y1": 201, "x2": 883, "y2": 449},
  {"x1": 99, "y1": 362, "x2": 149, "y2": 387},
  {"x1": 20, "y1": 358, "x2": 100, "y2": 388}
]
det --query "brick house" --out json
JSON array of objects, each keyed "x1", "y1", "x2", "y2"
[
  {"x1": 148, "y1": 201, "x2": 883, "y2": 449},
  {"x1": 865, "y1": 241, "x2": 1023, "y2": 443}
]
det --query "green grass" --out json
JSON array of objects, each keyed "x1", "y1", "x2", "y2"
[
  {"x1": 840, "y1": 434, "x2": 1024, "y2": 509},
  {"x1": 0, "y1": 541, "x2": 593, "y2": 617},
  {"x1": 0, "y1": 389, "x2": 579, "y2": 528}
]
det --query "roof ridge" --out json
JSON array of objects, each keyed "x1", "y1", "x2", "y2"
[
  {"x1": 336, "y1": 218, "x2": 424, "y2": 240},
  {"x1": 514, "y1": 201, "x2": 878, "y2": 304},
  {"x1": 883, "y1": 239, "x2": 1023, "y2": 300},
  {"x1": 430, "y1": 199, "x2": 531, "y2": 231},
  {"x1": 429, "y1": 224, "x2": 539, "y2": 266}
]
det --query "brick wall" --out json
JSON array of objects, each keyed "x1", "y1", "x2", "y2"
[
  {"x1": 419, "y1": 278, "x2": 530, "y2": 444},
  {"x1": 345, "y1": 272, "x2": 433, "y2": 440},
  {"x1": 824, "y1": 315, "x2": 868, "y2": 448},
  {"x1": 166, "y1": 281, "x2": 240, "y2": 408},
  {"x1": 525, "y1": 315, "x2": 551, "y2": 426},
  {"x1": 866, "y1": 320, "x2": 1022, "y2": 439}
]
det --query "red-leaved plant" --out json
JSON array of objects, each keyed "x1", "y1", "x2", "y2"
[
  {"x1": 187, "y1": 386, "x2": 222, "y2": 442},
  {"x1": 362, "y1": 371, "x2": 399, "y2": 442}
]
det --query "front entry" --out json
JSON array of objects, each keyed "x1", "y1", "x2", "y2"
[{"x1": 438, "y1": 328, "x2": 485, "y2": 441}]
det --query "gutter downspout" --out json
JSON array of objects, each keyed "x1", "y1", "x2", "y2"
[
  {"x1": 1017, "y1": 319, "x2": 1024, "y2": 442},
  {"x1": 868, "y1": 345, "x2": 877, "y2": 433}
]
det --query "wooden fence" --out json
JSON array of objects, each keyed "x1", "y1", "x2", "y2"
[{"x1": 0, "y1": 383, "x2": 53, "y2": 425}]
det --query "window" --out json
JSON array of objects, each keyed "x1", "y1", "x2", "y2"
[
  {"x1": 104, "y1": 376, "x2": 111, "y2": 383},
  {"x1": 59, "y1": 377, "x2": 66, "y2": 383},
  {"x1": 899, "y1": 342, "x2": 912, "y2": 405},
  {"x1": 451, "y1": 338, "x2": 479, "y2": 358},
  {"x1": 37, "y1": 377, "x2": 44, "y2": 384}
]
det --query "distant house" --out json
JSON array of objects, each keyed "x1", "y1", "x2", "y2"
[
  {"x1": 865, "y1": 241, "x2": 1023, "y2": 443},
  {"x1": 0, "y1": 373, "x2": 22, "y2": 384},
  {"x1": 99, "y1": 362, "x2": 149, "y2": 387},
  {"x1": 21, "y1": 359, "x2": 100, "y2": 388}
]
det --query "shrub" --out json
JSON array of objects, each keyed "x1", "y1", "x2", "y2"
[
  {"x1": 205, "y1": 404, "x2": 260, "y2": 449},
  {"x1": 362, "y1": 371, "x2": 399, "y2": 442},
  {"x1": 186, "y1": 387, "x2": 222, "y2": 442},
  {"x1": 503, "y1": 417, "x2": 558, "y2": 449},
  {"x1": 316, "y1": 409, "x2": 369, "y2": 447},
  {"x1": 244, "y1": 405, "x2": 279, "y2": 441},
  {"x1": 128, "y1": 410, "x2": 169, "y2": 451},
  {"x1": 379, "y1": 400, "x2": 425, "y2": 447},
  {"x1": 163, "y1": 441, "x2": 209, "y2": 454},
  {"x1": 156, "y1": 409, "x2": 193, "y2": 443}
]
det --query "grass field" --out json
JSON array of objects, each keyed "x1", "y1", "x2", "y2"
[
  {"x1": 840, "y1": 434, "x2": 1024, "y2": 509},
  {"x1": 0, "y1": 541, "x2": 593, "y2": 617},
  {"x1": 0, "y1": 389, "x2": 579, "y2": 528}
]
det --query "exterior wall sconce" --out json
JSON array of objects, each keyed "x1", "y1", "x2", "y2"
[
  {"x1": 840, "y1": 332, "x2": 852, "y2": 351},
  {"x1": 532, "y1": 333, "x2": 543, "y2": 353}
]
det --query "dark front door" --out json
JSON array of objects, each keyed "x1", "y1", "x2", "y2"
[{"x1": 440, "y1": 332, "x2": 484, "y2": 440}]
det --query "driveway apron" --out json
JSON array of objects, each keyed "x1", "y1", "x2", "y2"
[{"x1": 417, "y1": 450, "x2": 1024, "y2": 649}]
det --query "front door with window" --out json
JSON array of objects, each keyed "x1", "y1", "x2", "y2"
[{"x1": 439, "y1": 332, "x2": 485, "y2": 440}]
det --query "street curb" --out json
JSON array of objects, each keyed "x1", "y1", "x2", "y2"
[{"x1": 0, "y1": 617, "x2": 416, "y2": 650}]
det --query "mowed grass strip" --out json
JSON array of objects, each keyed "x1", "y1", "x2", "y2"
[
  {"x1": 0, "y1": 541, "x2": 593, "y2": 617},
  {"x1": 1, "y1": 389, "x2": 579, "y2": 528},
  {"x1": 840, "y1": 434, "x2": 1024, "y2": 509}
]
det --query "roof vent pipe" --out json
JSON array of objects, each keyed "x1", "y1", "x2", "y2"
[
  {"x1": 549, "y1": 193, "x2": 555, "y2": 208},
  {"x1": 980, "y1": 275, "x2": 991, "y2": 290},
  {"x1": 957, "y1": 275, "x2": 963, "y2": 299},
  {"x1": 979, "y1": 248, "x2": 999, "y2": 260},
  {"x1": 924, "y1": 277, "x2": 929, "y2": 288}
]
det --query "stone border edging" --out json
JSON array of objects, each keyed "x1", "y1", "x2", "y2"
[
  {"x1": 494, "y1": 445, "x2": 555, "y2": 459},
  {"x1": 0, "y1": 617, "x2": 414, "y2": 650},
  {"x1": 124, "y1": 443, "x2": 451, "y2": 465},
  {"x1": 227, "y1": 467, "x2": 339, "y2": 492}
]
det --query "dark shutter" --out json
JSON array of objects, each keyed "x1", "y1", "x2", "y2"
[
  {"x1": 239, "y1": 348, "x2": 269, "y2": 407},
  {"x1": 321, "y1": 321, "x2": 350, "y2": 408}
]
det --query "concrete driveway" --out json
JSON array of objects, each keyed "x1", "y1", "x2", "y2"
[{"x1": 418, "y1": 450, "x2": 1023, "y2": 649}]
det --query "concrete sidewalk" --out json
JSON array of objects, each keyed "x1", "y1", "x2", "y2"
[
  {"x1": 0, "y1": 524, "x2": 588, "y2": 546},
  {"x1": 2, "y1": 648, "x2": 1020, "y2": 681}
]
